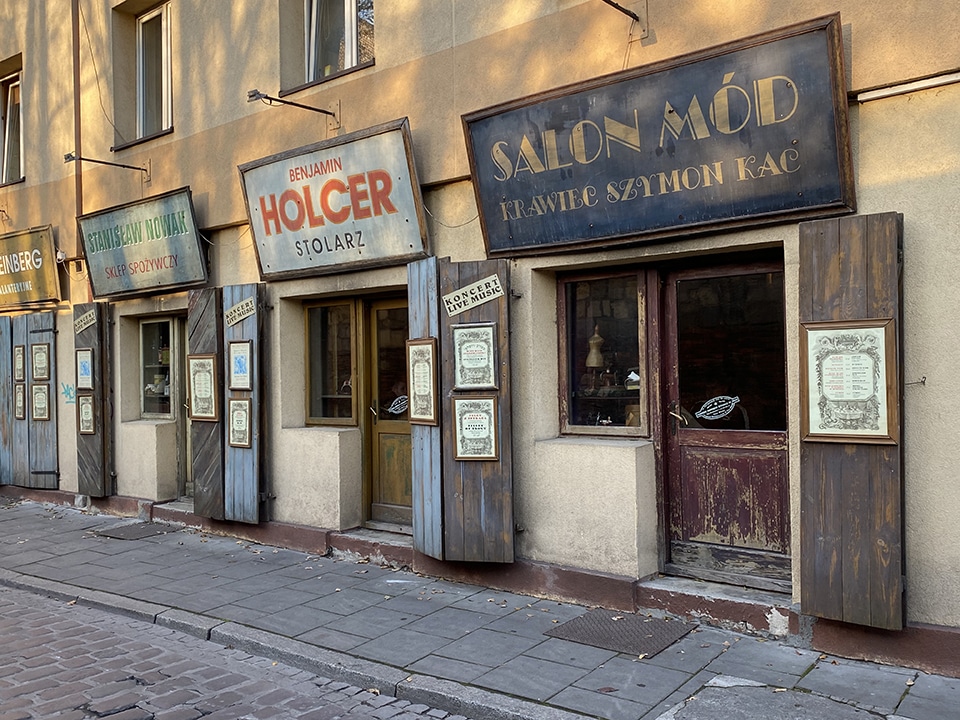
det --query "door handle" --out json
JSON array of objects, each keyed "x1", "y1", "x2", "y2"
[
  {"x1": 369, "y1": 405, "x2": 378, "y2": 422},
  {"x1": 667, "y1": 402, "x2": 687, "y2": 435}
]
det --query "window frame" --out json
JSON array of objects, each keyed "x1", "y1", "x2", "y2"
[
  {"x1": 136, "y1": 3, "x2": 171, "y2": 139},
  {"x1": 1, "y1": 71, "x2": 22, "y2": 184},
  {"x1": 304, "y1": 299, "x2": 359, "y2": 426},
  {"x1": 139, "y1": 317, "x2": 176, "y2": 419},
  {"x1": 303, "y1": 0, "x2": 373, "y2": 84},
  {"x1": 557, "y1": 268, "x2": 651, "y2": 438}
]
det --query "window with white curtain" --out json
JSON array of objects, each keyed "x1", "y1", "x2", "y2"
[
  {"x1": 137, "y1": 3, "x2": 171, "y2": 138},
  {"x1": 305, "y1": 0, "x2": 374, "y2": 82},
  {"x1": 1, "y1": 72, "x2": 22, "y2": 184}
]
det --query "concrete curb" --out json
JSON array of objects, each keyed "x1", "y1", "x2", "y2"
[{"x1": 1, "y1": 568, "x2": 593, "y2": 720}]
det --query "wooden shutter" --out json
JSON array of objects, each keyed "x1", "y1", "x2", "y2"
[
  {"x1": 798, "y1": 212, "x2": 904, "y2": 630},
  {"x1": 0, "y1": 316, "x2": 11, "y2": 485},
  {"x1": 222, "y1": 283, "x2": 261, "y2": 524},
  {"x1": 26, "y1": 312, "x2": 58, "y2": 489},
  {"x1": 439, "y1": 257, "x2": 514, "y2": 563},
  {"x1": 188, "y1": 287, "x2": 225, "y2": 520},
  {"x1": 408, "y1": 256, "x2": 443, "y2": 559},
  {"x1": 74, "y1": 303, "x2": 113, "y2": 497}
]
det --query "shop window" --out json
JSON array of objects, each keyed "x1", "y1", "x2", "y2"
[
  {"x1": 306, "y1": 301, "x2": 357, "y2": 424},
  {"x1": 140, "y1": 319, "x2": 172, "y2": 417},
  {"x1": 137, "y1": 3, "x2": 171, "y2": 138},
  {"x1": 304, "y1": 0, "x2": 374, "y2": 82},
  {"x1": 0, "y1": 69, "x2": 21, "y2": 184},
  {"x1": 559, "y1": 272, "x2": 647, "y2": 436}
]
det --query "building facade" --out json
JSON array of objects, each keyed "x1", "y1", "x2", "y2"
[{"x1": 1, "y1": 0, "x2": 959, "y2": 675}]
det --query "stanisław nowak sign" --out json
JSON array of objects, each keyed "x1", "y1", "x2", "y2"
[
  {"x1": 238, "y1": 117, "x2": 429, "y2": 280},
  {"x1": 0, "y1": 226, "x2": 61, "y2": 308},
  {"x1": 78, "y1": 187, "x2": 207, "y2": 299},
  {"x1": 463, "y1": 15, "x2": 854, "y2": 256}
]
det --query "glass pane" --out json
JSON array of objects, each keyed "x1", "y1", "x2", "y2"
[
  {"x1": 141, "y1": 320, "x2": 171, "y2": 416},
  {"x1": 357, "y1": 0, "x2": 374, "y2": 65},
  {"x1": 3, "y1": 80, "x2": 20, "y2": 183},
  {"x1": 311, "y1": 0, "x2": 346, "y2": 78},
  {"x1": 566, "y1": 276, "x2": 641, "y2": 427},
  {"x1": 676, "y1": 272, "x2": 785, "y2": 431},
  {"x1": 307, "y1": 304, "x2": 353, "y2": 420},
  {"x1": 139, "y1": 12, "x2": 164, "y2": 136},
  {"x1": 376, "y1": 307, "x2": 408, "y2": 419}
]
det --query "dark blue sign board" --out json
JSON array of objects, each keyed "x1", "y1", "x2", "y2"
[{"x1": 463, "y1": 15, "x2": 854, "y2": 256}]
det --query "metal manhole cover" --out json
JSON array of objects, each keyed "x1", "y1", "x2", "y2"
[
  {"x1": 96, "y1": 523, "x2": 172, "y2": 540},
  {"x1": 545, "y1": 608, "x2": 694, "y2": 657}
]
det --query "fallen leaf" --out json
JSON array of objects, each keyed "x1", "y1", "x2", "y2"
[
  {"x1": 773, "y1": 688, "x2": 787, "y2": 693},
  {"x1": 637, "y1": 653, "x2": 647, "y2": 660},
  {"x1": 367, "y1": 688, "x2": 380, "y2": 695},
  {"x1": 906, "y1": 679, "x2": 915, "y2": 686},
  {"x1": 598, "y1": 687, "x2": 618, "y2": 693}
]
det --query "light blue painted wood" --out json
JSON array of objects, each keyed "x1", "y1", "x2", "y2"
[
  {"x1": 27, "y1": 312, "x2": 58, "y2": 489},
  {"x1": 12, "y1": 316, "x2": 29, "y2": 487},
  {"x1": 0, "y1": 316, "x2": 11, "y2": 485},
  {"x1": 408, "y1": 256, "x2": 443, "y2": 560},
  {"x1": 222, "y1": 284, "x2": 260, "y2": 523}
]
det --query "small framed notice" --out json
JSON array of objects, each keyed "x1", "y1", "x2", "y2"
[
  {"x1": 77, "y1": 394, "x2": 95, "y2": 434},
  {"x1": 801, "y1": 318, "x2": 897, "y2": 444},
  {"x1": 452, "y1": 323, "x2": 498, "y2": 390},
  {"x1": 453, "y1": 395, "x2": 498, "y2": 460},
  {"x1": 31, "y1": 383, "x2": 50, "y2": 421},
  {"x1": 228, "y1": 398, "x2": 252, "y2": 448},
  {"x1": 406, "y1": 337, "x2": 438, "y2": 425},
  {"x1": 31, "y1": 343, "x2": 50, "y2": 381},
  {"x1": 13, "y1": 345, "x2": 25, "y2": 382},
  {"x1": 228, "y1": 340, "x2": 253, "y2": 391},
  {"x1": 76, "y1": 348, "x2": 94, "y2": 391},
  {"x1": 187, "y1": 354, "x2": 219, "y2": 421},
  {"x1": 14, "y1": 383, "x2": 25, "y2": 420}
]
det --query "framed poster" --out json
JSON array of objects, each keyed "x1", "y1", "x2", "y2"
[
  {"x1": 187, "y1": 354, "x2": 219, "y2": 421},
  {"x1": 228, "y1": 398, "x2": 252, "y2": 448},
  {"x1": 77, "y1": 394, "x2": 95, "y2": 434},
  {"x1": 801, "y1": 318, "x2": 897, "y2": 444},
  {"x1": 76, "y1": 348, "x2": 94, "y2": 391},
  {"x1": 14, "y1": 383, "x2": 25, "y2": 420},
  {"x1": 13, "y1": 345, "x2": 24, "y2": 382},
  {"x1": 452, "y1": 323, "x2": 498, "y2": 390},
  {"x1": 406, "y1": 337, "x2": 438, "y2": 425},
  {"x1": 31, "y1": 343, "x2": 50, "y2": 381},
  {"x1": 31, "y1": 383, "x2": 50, "y2": 421},
  {"x1": 228, "y1": 340, "x2": 253, "y2": 391},
  {"x1": 453, "y1": 395, "x2": 499, "y2": 460}
]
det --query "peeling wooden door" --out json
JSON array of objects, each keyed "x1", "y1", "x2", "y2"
[
  {"x1": 75, "y1": 303, "x2": 113, "y2": 497},
  {"x1": 664, "y1": 262, "x2": 790, "y2": 592}
]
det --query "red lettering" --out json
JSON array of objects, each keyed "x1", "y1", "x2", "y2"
[
  {"x1": 259, "y1": 194, "x2": 282, "y2": 236},
  {"x1": 348, "y1": 173, "x2": 372, "y2": 220},
  {"x1": 368, "y1": 169, "x2": 397, "y2": 215},
  {"x1": 320, "y1": 178, "x2": 350, "y2": 224},
  {"x1": 279, "y1": 189, "x2": 305, "y2": 231},
  {"x1": 302, "y1": 185, "x2": 325, "y2": 228}
]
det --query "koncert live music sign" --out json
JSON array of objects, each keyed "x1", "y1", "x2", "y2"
[{"x1": 462, "y1": 15, "x2": 854, "y2": 256}]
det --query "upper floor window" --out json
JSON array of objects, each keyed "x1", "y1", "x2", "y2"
[
  {"x1": 137, "y1": 4, "x2": 171, "y2": 138},
  {"x1": 1, "y1": 71, "x2": 21, "y2": 184},
  {"x1": 305, "y1": 0, "x2": 374, "y2": 82}
]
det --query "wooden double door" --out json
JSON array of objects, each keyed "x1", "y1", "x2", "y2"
[{"x1": 662, "y1": 261, "x2": 791, "y2": 592}]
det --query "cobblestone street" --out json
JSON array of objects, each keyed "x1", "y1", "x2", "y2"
[{"x1": 0, "y1": 586, "x2": 472, "y2": 720}]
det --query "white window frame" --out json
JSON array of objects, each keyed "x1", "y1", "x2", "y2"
[
  {"x1": 1, "y1": 72, "x2": 22, "y2": 183},
  {"x1": 304, "y1": 0, "x2": 363, "y2": 82},
  {"x1": 136, "y1": 3, "x2": 171, "y2": 138}
]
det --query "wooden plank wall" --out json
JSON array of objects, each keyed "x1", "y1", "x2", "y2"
[
  {"x1": 408, "y1": 256, "x2": 443, "y2": 560},
  {"x1": 0, "y1": 316, "x2": 11, "y2": 485},
  {"x1": 188, "y1": 288, "x2": 224, "y2": 520},
  {"x1": 223, "y1": 284, "x2": 260, "y2": 524},
  {"x1": 12, "y1": 316, "x2": 28, "y2": 487},
  {"x1": 27, "y1": 312, "x2": 58, "y2": 489},
  {"x1": 75, "y1": 303, "x2": 111, "y2": 497},
  {"x1": 439, "y1": 257, "x2": 514, "y2": 563},
  {"x1": 798, "y1": 212, "x2": 904, "y2": 630}
]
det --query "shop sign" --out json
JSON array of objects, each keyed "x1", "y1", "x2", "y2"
[
  {"x1": 239, "y1": 118, "x2": 428, "y2": 280},
  {"x1": 77, "y1": 188, "x2": 207, "y2": 299},
  {"x1": 463, "y1": 15, "x2": 854, "y2": 256},
  {"x1": 0, "y1": 226, "x2": 61, "y2": 308},
  {"x1": 74, "y1": 309, "x2": 97, "y2": 334},
  {"x1": 225, "y1": 296, "x2": 256, "y2": 326}
]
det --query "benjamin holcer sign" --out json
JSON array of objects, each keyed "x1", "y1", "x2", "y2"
[
  {"x1": 463, "y1": 15, "x2": 854, "y2": 256},
  {"x1": 239, "y1": 118, "x2": 428, "y2": 280}
]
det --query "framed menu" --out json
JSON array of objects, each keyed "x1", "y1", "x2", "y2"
[
  {"x1": 801, "y1": 319, "x2": 897, "y2": 443},
  {"x1": 452, "y1": 323, "x2": 498, "y2": 390},
  {"x1": 406, "y1": 337, "x2": 438, "y2": 425},
  {"x1": 453, "y1": 395, "x2": 499, "y2": 460},
  {"x1": 187, "y1": 354, "x2": 219, "y2": 421}
]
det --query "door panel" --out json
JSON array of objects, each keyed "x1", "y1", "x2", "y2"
[
  {"x1": 368, "y1": 300, "x2": 411, "y2": 528},
  {"x1": 664, "y1": 263, "x2": 789, "y2": 591}
]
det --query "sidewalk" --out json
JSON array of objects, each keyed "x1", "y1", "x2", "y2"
[{"x1": 0, "y1": 498, "x2": 957, "y2": 720}]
